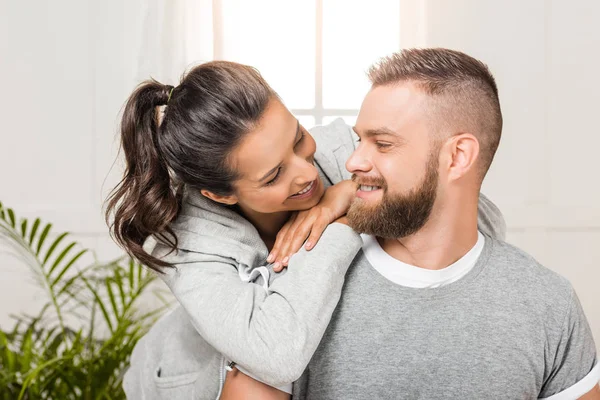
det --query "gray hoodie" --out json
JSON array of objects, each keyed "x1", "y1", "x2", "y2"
[{"x1": 123, "y1": 119, "x2": 506, "y2": 399}]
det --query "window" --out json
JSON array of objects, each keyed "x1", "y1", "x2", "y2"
[{"x1": 215, "y1": 0, "x2": 401, "y2": 127}]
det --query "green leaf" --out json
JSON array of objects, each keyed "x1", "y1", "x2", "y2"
[
  {"x1": 113, "y1": 269, "x2": 127, "y2": 309},
  {"x1": 55, "y1": 262, "x2": 95, "y2": 298},
  {"x1": 20, "y1": 219, "x2": 28, "y2": 239},
  {"x1": 28, "y1": 218, "x2": 40, "y2": 247},
  {"x1": 10, "y1": 319, "x2": 23, "y2": 337},
  {"x1": 128, "y1": 259, "x2": 135, "y2": 291},
  {"x1": 0, "y1": 201, "x2": 4, "y2": 220},
  {"x1": 40, "y1": 327, "x2": 58, "y2": 349},
  {"x1": 136, "y1": 306, "x2": 168, "y2": 323},
  {"x1": 82, "y1": 277, "x2": 114, "y2": 333},
  {"x1": 42, "y1": 232, "x2": 69, "y2": 266},
  {"x1": 7, "y1": 209, "x2": 16, "y2": 228},
  {"x1": 20, "y1": 330, "x2": 33, "y2": 375},
  {"x1": 105, "y1": 278, "x2": 120, "y2": 320},
  {"x1": 36, "y1": 223, "x2": 52, "y2": 256},
  {"x1": 38, "y1": 366, "x2": 78, "y2": 398},
  {"x1": 50, "y1": 249, "x2": 87, "y2": 289},
  {"x1": 45, "y1": 332, "x2": 65, "y2": 359},
  {"x1": 137, "y1": 262, "x2": 142, "y2": 287},
  {"x1": 18, "y1": 356, "x2": 65, "y2": 400},
  {"x1": 47, "y1": 241, "x2": 77, "y2": 276},
  {"x1": 0, "y1": 331, "x2": 16, "y2": 373}
]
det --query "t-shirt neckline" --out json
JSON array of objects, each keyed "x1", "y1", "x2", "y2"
[{"x1": 361, "y1": 231, "x2": 485, "y2": 289}]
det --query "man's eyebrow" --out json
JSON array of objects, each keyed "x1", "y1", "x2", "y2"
[
  {"x1": 258, "y1": 120, "x2": 300, "y2": 182},
  {"x1": 363, "y1": 127, "x2": 400, "y2": 138}
]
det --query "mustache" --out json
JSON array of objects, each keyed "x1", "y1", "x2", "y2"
[{"x1": 351, "y1": 174, "x2": 387, "y2": 187}]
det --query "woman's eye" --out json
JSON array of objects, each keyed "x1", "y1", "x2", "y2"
[{"x1": 265, "y1": 168, "x2": 282, "y2": 186}]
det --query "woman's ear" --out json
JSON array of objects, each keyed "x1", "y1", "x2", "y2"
[
  {"x1": 445, "y1": 133, "x2": 480, "y2": 181},
  {"x1": 200, "y1": 189, "x2": 239, "y2": 205}
]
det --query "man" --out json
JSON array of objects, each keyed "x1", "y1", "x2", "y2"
[{"x1": 292, "y1": 48, "x2": 600, "y2": 399}]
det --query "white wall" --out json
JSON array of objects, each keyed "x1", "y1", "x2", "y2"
[
  {"x1": 1, "y1": 0, "x2": 599, "y2": 349},
  {"x1": 0, "y1": 0, "x2": 147, "y2": 323},
  {"x1": 416, "y1": 0, "x2": 600, "y2": 349}
]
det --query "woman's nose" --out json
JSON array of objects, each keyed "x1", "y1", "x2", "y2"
[{"x1": 293, "y1": 158, "x2": 318, "y2": 185}]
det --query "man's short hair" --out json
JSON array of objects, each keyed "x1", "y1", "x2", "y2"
[{"x1": 368, "y1": 48, "x2": 503, "y2": 179}]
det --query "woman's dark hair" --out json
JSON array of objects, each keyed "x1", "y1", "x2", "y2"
[{"x1": 105, "y1": 61, "x2": 276, "y2": 272}]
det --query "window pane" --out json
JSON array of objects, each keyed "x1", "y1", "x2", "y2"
[
  {"x1": 323, "y1": 0, "x2": 400, "y2": 108},
  {"x1": 220, "y1": 0, "x2": 316, "y2": 109},
  {"x1": 296, "y1": 115, "x2": 316, "y2": 129},
  {"x1": 322, "y1": 116, "x2": 357, "y2": 126}
]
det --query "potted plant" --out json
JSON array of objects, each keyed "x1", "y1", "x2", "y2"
[{"x1": 0, "y1": 202, "x2": 168, "y2": 399}]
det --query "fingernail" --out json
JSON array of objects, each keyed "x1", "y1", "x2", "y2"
[
  {"x1": 305, "y1": 241, "x2": 312, "y2": 249},
  {"x1": 267, "y1": 254, "x2": 273, "y2": 263},
  {"x1": 273, "y1": 262, "x2": 281, "y2": 271},
  {"x1": 283, "y1": 256, "x2": 289, "y2": 265}
]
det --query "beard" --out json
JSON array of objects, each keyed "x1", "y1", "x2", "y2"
[{"x1": 347, "y1": 155, "x2": 439, "y2": 239}]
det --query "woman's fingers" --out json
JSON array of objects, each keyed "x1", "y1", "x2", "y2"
[
  {"x1": 269, "y1": 213, "x2": 297, "y2": 267},
  {"x1": 304, "y1": 218, "x2": 329, "y2": 251},
  {"x1": 276, "y1": 214, "x2": 309, "y2": 265},
  {"x1": 271, "y1": 208, "x2": 336, "y2": 268},
  {"x1": 281, "y1": 218, "x2": 316, "y2": 266}
]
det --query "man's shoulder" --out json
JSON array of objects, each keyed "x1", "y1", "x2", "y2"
[
  {"x1": 488, "y1": 238, "x2": 568, "y2": 282},
  {"x1": 486, "y1": 238, "x2": 574, "y2": 309}
]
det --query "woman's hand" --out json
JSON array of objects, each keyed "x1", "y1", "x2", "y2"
[{"x1": 268, "y1": 180, "x2": 356, "y2": 271}]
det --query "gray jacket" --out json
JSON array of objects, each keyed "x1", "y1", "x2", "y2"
[{"x1": 123, "y1": 119, "x2": 507, "y2": 399}]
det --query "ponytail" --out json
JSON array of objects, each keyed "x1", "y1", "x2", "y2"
[
  {"x1": 106, "y1": 61, "x2": 276, "y2": 272},
  {"x1": 105, "y1": 80, "x2": 179, "y2": 272}
]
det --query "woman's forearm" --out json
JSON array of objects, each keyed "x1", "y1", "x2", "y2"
[
  {"x1": 220, "y1": 368, "x2": 290, "y2": 400},
  {"x1": 166, "y1": 223, "x2": 362, "y2": 386}
]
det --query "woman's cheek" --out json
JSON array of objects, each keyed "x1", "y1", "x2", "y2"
[{"x1": 277, "y1": 186, "x2": 290, "y2": 203}]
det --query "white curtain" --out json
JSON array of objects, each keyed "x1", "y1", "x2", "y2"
[{"x1": 136, "y1": 0, "x2": 217, "y2": 85}]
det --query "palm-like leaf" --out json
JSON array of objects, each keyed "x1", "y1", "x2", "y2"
[
  {"x1": 0, "y1": 202, "x2": 169, "y2": 399},
  {"x1": 0, "y1": 202, "x2": 89, "y2": 335}
]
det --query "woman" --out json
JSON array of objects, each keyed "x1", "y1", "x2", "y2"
[{"x1": 108, "y1": 61, "x2": 505, "y2": 399}]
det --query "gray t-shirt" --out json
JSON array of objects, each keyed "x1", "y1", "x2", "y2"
[{"x1": 293, "y1": 235, "x2": 597, "y2": 399}]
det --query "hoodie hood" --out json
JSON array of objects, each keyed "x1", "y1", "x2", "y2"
[{"x1": 144, "y1": 188, "x2": 269, "y2": 271}]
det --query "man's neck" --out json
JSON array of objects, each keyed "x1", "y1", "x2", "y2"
[{"x1": 379, "y1": 192, "x2": 480, "y2": 270}]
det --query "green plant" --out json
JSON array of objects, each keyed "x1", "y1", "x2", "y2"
[{"x1": 0, "y1": 202, "x2": 169, "y2": 399}]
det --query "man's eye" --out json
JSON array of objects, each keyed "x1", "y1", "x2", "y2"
[{"x1": 376, "y1": 142, "x2": 392, "y2": 149}]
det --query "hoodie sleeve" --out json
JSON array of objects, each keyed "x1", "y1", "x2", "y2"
[{"x1": 159, "y1": 222, "x2": 362, "y2": 387}]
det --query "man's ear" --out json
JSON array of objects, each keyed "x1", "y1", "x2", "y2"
[
  {"x1": 200, "y1": 189, "x2": 239, "y2": 205},
  {"x1": 444, "y1": 133, "x2": 480, "y2": 181}
]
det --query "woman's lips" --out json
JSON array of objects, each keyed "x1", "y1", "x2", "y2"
[{"x1": 288, "y1": 180, "x2": 317, "y2": 200}]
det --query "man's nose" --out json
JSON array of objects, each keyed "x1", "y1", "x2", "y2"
[{"x1": 346, "y1": 146, "x2": 372, "y2": 174}]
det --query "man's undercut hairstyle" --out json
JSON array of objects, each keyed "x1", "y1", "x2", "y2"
[{"x1": 368, "y1": 48, "x2": 503, "y2": 179}]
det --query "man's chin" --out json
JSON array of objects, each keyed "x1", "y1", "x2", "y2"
[
  {"x1": 346, "y1": 202, "x2": 380, "y2": 233},
  {"x1": 350, "y1": 197, "x2": 381, "y2": 213}
]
